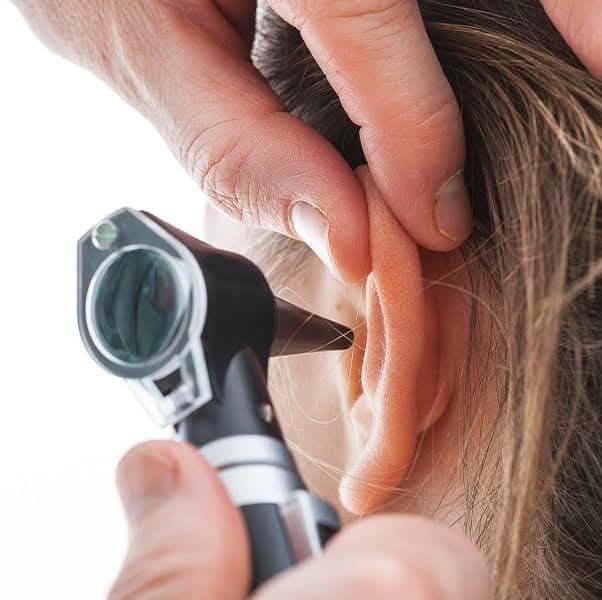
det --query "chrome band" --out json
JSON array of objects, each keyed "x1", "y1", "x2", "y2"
[
  {"x1": 219, "y1": 464, "x2": 303, "y2": 506},
  {"x1": 200, "y1": 435, "x2": 294, "y2": 471},
  {"x1": 279, "y1": 490, "x2": 340, "y2": 560}
]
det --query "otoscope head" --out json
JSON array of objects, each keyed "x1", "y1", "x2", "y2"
[{"x1": 78, "y1": 208, "x2": 353, "y2": 427}]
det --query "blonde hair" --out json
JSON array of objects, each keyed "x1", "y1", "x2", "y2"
[{"x1": 254, "y1": 2, "x2": 602, "y2": 598}]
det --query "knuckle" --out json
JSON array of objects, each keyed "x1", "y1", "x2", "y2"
[
  {"x1": 178, "y1": 122, "x2": 264, "y2": 226},
  {"x1": 362, "y1": 93, "x2": 462, "y2": 151},
  {"x1": 268, "y1": 0, "x2": 313, "y2": 29},
  {"x1": 361, "y1": 94, "x2": 463, "y2": 189},
  {"x1": 274, "y1": 0, "x2": 406, "y2": 30},
  {"x1": 326, "y1": 0, "x2": 405, "y2": 22},
  {"x1": 395, "y1": 94, "x2": 462, "y2": 149},
  {"x1": 197, "y1": 141, "x2": 248, "y2": 221},
  {"x1": 332, "y1": 0, "x2": 414, "y2": 40}
]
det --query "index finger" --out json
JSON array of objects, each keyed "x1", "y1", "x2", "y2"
[
  {"x1": 85, "y1": 1, "x2": 372, "y2": 282},
  {"x1": 267, "y1": 0, "x2": 472, "y2": 249}
]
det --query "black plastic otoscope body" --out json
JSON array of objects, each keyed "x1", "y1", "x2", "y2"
[
  {"x1": 77, "y1": 208, "x2": 350, "y2": 591},
  {"x1": 149, "y1": 215, "x2": 343, "y2": 589},
  {"x1": 183, "y1": 347, "x2": 338, "y2": 588},
  {"x1": 149, "y1": 215, "x2": 342, "y2": 590}
]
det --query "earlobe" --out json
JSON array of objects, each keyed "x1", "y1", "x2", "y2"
[{"x1": 339, "y1": 166, "x2": 458, "y2": 515}]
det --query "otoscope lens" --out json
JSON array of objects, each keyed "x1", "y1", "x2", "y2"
[{"x1": 92, "y1": 249, "x2": 186, "y2": 364}]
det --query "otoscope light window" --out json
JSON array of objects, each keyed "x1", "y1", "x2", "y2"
[{"x1": 91, "y1": 248, "x2": 187, "y2": 364}]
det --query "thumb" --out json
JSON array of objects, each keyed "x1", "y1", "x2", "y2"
[{"x1": 109, "y1": 441, "x2": 249, "y2": 600}]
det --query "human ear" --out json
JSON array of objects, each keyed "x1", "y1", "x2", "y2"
[{"x1": 339, "y1": 166, "x2": 469, "y2": 515}]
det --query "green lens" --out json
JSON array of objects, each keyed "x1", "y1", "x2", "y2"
[{"x1": 93, "y1": 249, "x2": 186, "y2": 364}]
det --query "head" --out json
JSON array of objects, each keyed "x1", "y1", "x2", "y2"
[{"x1": 201, "y1": 1, "x2": 602, "y2": 598}]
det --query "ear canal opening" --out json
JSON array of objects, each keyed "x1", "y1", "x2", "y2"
[{"x1": 271, "y1": 297, "x2": 354, "y2": 357}]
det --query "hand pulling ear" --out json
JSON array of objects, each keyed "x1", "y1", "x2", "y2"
[{"x1": 340, "y1": 166, "x2": 467, "y2": 515}]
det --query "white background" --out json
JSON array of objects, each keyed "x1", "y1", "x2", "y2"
[{"x1": 1, "y1": 4, "x2": 213, "y2": 598}]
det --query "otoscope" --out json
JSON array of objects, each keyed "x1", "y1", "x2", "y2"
[{"x1": 77, "y1": 208, "x2": 351, "y2": 590}]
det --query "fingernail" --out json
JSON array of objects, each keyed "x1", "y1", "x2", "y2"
[
  {"x1": 117, "y1": 447, "x2": 177, "y2": 527},
  {"x1": 433, "y1": 171, "x2": 473, "y2": 242},
  {"x1": 289, "y1": 202, "x2": 338, "y2": 277}
]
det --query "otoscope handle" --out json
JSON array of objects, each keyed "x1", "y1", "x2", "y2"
[
  {"x1": 181, "y1": 349, "x2": 340, "y2": 590},
  {"x1": 200, "y1": 435, "x2": 340, "y2": 590},
  {"x1": 242, "y1": 494, "x2": 340, "y2": 589}
]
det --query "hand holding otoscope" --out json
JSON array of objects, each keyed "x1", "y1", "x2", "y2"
[{"x1": 78, "y1": 209, "x2": 489, "y2": 599}]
